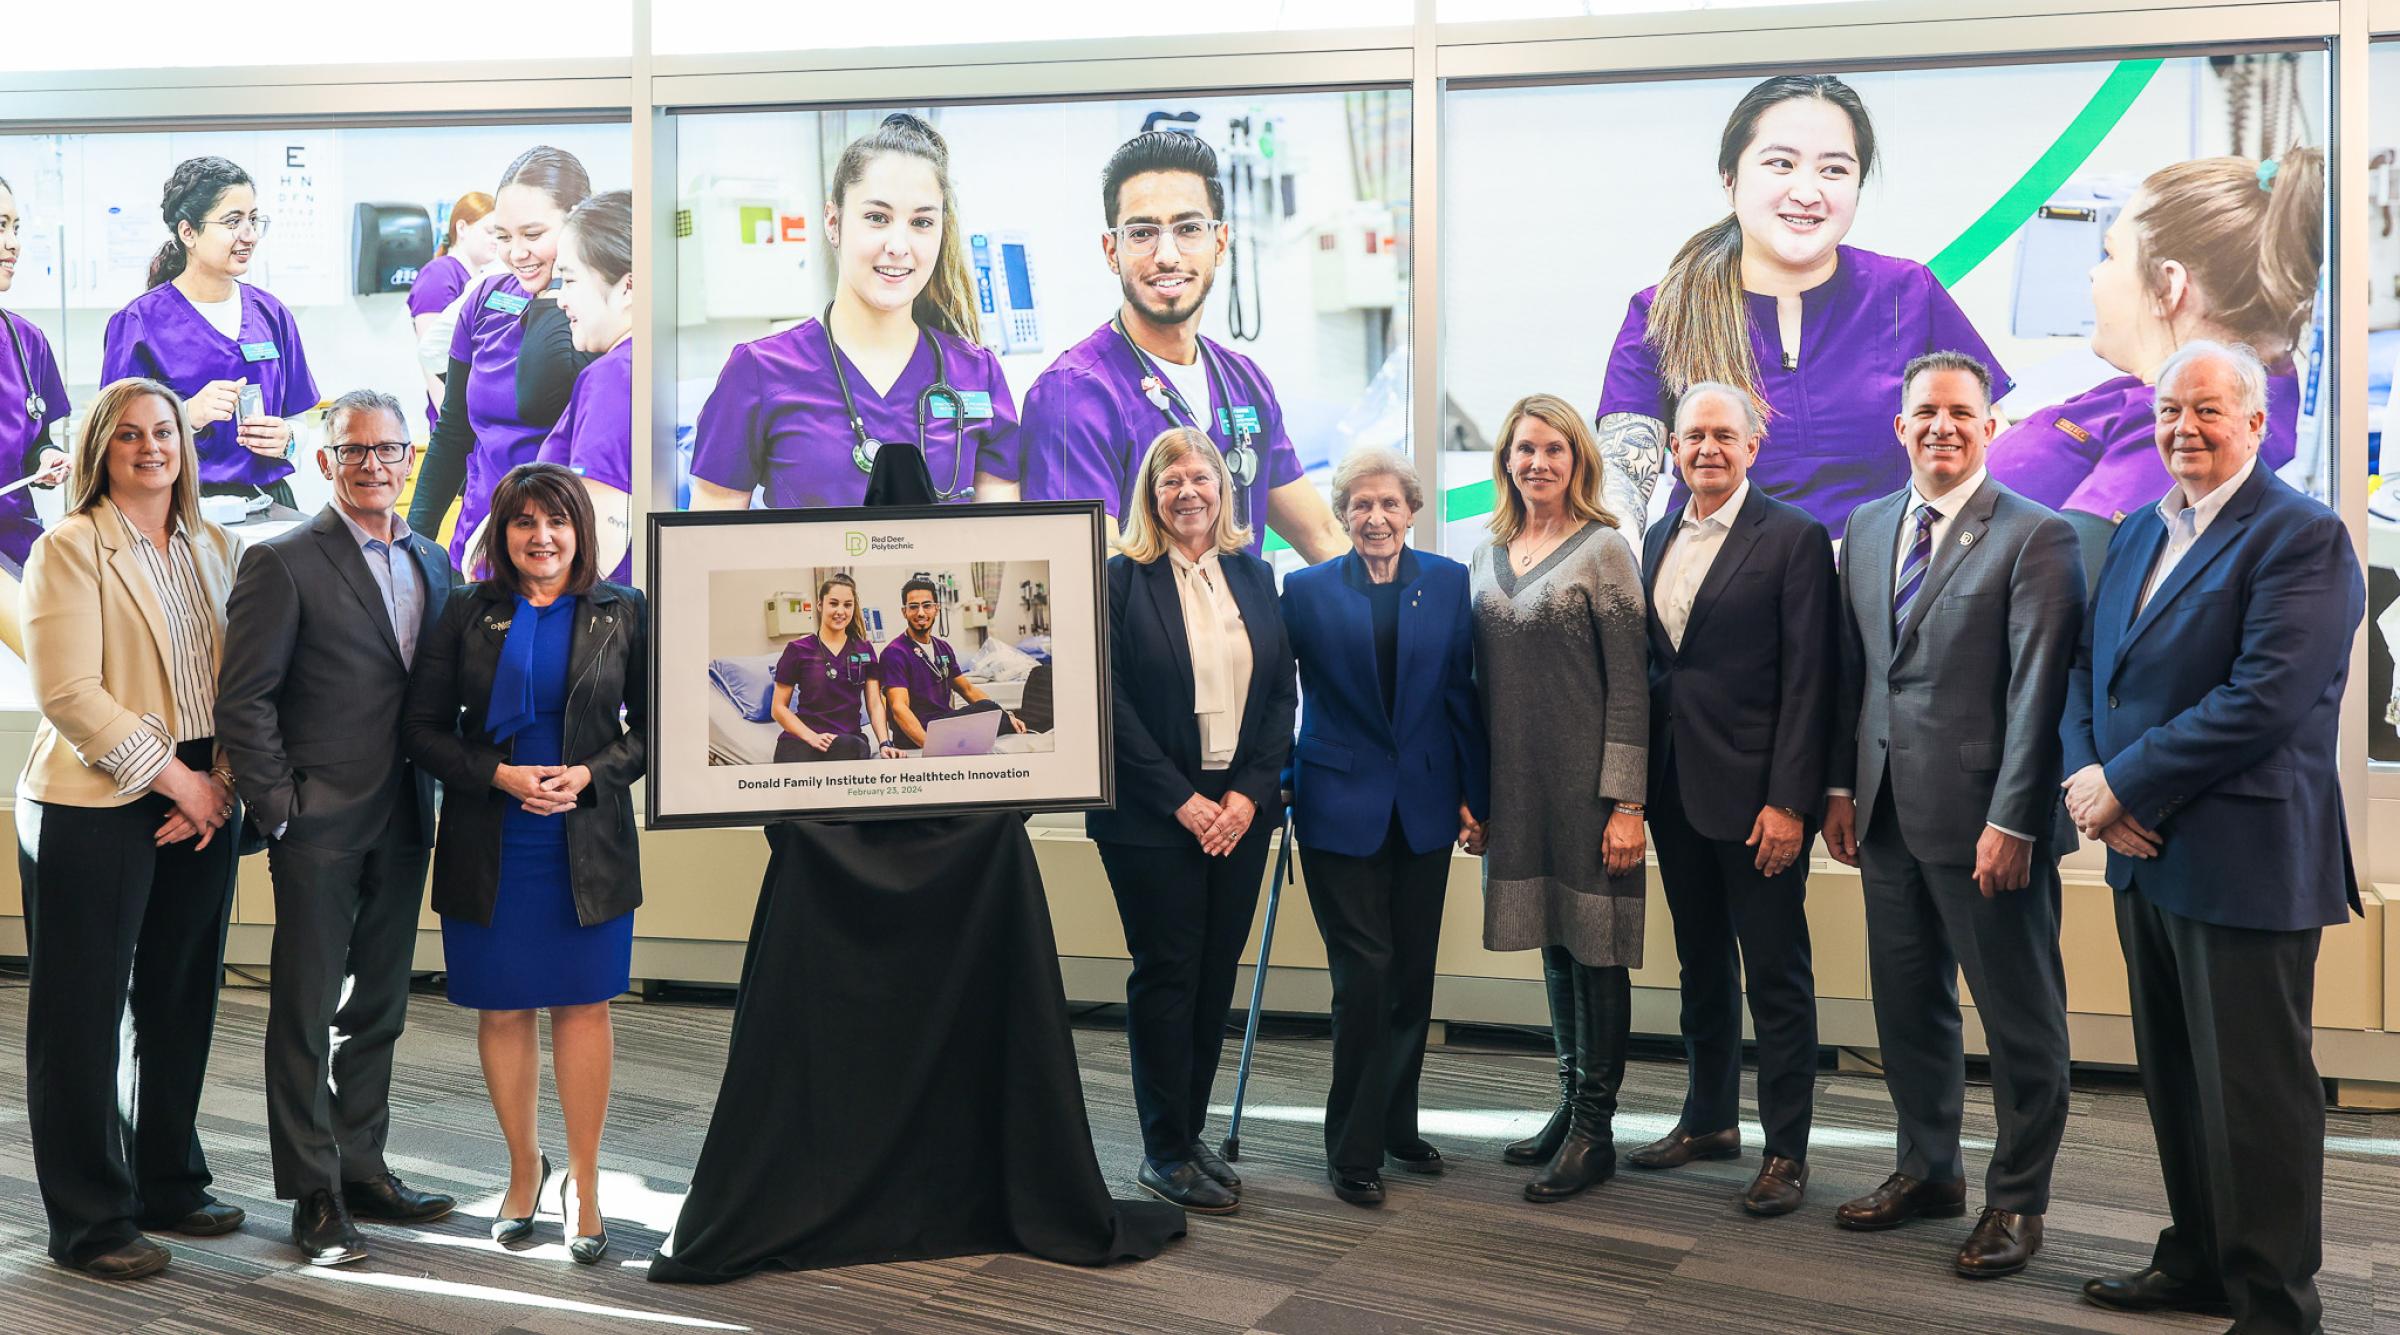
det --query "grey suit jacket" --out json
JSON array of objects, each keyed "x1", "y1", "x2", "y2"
[
  {"x1": 216, "y1": 505, "x2": 453, "y2": 852},
  {"x1": 1832, "y1": 476, "x2": 2085, "y2": 866}
]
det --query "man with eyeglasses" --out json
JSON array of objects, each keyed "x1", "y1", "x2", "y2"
[
  {"x1": 216, "y1": 388, "x2": 457, "y2": 1267},
  {"x1": 877, "y1": 575, "x2": 1027, "y2": 750},
  {"x1": 1020, "y1": 131, "x2": 1348, "y2": 562}
]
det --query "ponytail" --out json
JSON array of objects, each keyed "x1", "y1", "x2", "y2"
[
  {"x1": 829, "y1": 112, "x2": 982, "y2": 345},
  {"x1": 440, "y1": 190, "x2": 496, "y2": 256},
  {"x1": 2252, "y1": 145, "x2": 2325, "y2": 354},
  {"x1": 2132, "y1": 144, "x2": 2326, "y2": 363},
  {"x1": 147, "y1": 155, "x2": 254, "y2": 290}
]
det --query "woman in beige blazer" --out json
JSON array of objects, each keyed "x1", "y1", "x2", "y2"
[{"x1": 17, "y1": 377, "x2": 245, "y2": 1281}]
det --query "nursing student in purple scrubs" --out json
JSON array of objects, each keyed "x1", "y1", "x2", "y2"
[
  {"x1": 537, "y1": 191, "x2": 635, "y2": 583},
  {"x1": 689, "y1": 114, "x2": 1018, "y2": 512},
  {"x1": 878, "y1": 576, "x2": 1025, "y2": 749},
  {"x1": 1987, "y1": 147, "x2": 2322, "y2": 543},
  {"x1": 0, "y1": 173, "x2": 73, "y2": 579},
  {"x1": 1595, "y1": 75, "x2": 2009, "y2": 542},
  {"x1": 408, "y1": 146, "x2": 593, "y2": 568},
  {"x1": 1018, "y1": 131, "x2": 1347, "y2": 563},
  {"x1": 405, "y1": 190, "x2": 495, "y2": 433},
  {"x1": 769, "y1": 573, "x2": 902, "y2": 763},
  {"x1": 102, "y1": 156, "x2": 319, "y2": 507}
]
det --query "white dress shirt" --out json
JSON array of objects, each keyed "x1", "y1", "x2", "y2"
[
  {"x1": 2139, "y1": 455, "x2": 2257, "y2": 612},
  {"x1": 1654, "y1": 479, "x2": 1749, "y2": 649},
  {"x1": 1168, "y1": 547, "x2": 1252, "y2": 771}
]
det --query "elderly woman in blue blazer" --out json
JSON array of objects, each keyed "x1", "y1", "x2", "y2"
[
  {"x1": 1282, "y1": 448, "x2": 1488, "y2": 1208},
  {"x1": 1091, "y1": 425, "x2": 1297, "y2": 1218}
]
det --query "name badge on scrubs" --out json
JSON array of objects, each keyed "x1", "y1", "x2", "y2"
[
  {"x1": 484, "y1": 290, "x2": 530, "y2": 316},
  {"x1": 1218, "y1": 405, "x2": 1261, "y2": 436},
  {"x1": 928, "y1": 391, "x2": 994, "y2": 421},
  {"x1": 240, "y1": 340, "x2": 280, "y2": 363}
]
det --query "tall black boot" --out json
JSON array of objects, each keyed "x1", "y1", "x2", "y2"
[
  {"x1": 1526, "y1": 961, "x2": 1629, "y2": 1202},
  {"x1": 1505, "y1": 946, "x2": 1580, "y2": 1166}
]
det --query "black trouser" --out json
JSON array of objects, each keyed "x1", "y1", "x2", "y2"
[
  {"x1": 264, "y1": 792, "x2": 432, "y2": 1200},
  {"x1": 200, "y1": 478, "x2": 298, "y2": 509},
  {"x1": 1298, "y1": 817, "x2": 1448, "y2": 1175},
  {"x1": 22, "y1": 739, "x2": 239, "y2": 1265},
  {"x1": 2116, "y1": 888, "x2": 2324, "y2": 1335},
  {"x1": 775, "y1": 729, "x2": 873, "y2": 763},
  {"x1": 1858, "y1": 784, "x2": 2069, "y2": 1215},
  {"x1": 1096, "y1": 772, "x2": 1274, "y2": 1166},
  {"x1": 1648, "y1": 756, "x2": 1819, "y2": 1162}
]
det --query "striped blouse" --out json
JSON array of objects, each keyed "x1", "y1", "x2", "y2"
[{"x1": 94, "y1": 501, "x2": 224, "y2": 795}]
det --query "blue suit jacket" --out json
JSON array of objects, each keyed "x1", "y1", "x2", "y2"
[
  {"x1": 2061, "y1": 463, "x2": 2363, "y2": 931},
  {"x1": 1282, "y1": 549, "x2": 1489, "y2": 858}
]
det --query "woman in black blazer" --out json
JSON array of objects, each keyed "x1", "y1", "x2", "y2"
[
  {"x1": 401, "y1": 462, "x2": 647, "y2": 1263},
  {"x1": 1090, "y1": 426, "x2": 1296, "y2": 1217}
]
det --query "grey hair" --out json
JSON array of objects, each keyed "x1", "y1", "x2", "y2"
[
  {"x1": 325, "y1": 387, "x2": 409, "y2": 440},
  {"x1": 1673, "y1": 380, "x2": 1764, "y2": 436},
  {"x1": 1330, "y1": 448, "x2": 1424, "y2": 517},
  {"x1": 2156, "y1": 338, "x2": 2270, "y2": 420}
]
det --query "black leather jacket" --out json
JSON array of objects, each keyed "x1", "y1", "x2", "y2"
[{"x1": 402, "y1": 580, "x2": 648, "y2": 928}]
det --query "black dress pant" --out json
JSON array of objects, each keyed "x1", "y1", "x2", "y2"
[
  {"x1": 1096, "y1": 774, "x2": 1274, "y2": 1167},
  {"x1": 1858, "y1": 784, "x2": 2070, "y2": 1215},
  {"x1": 23, "y1": 740, "x2": 240, "y2": 1265},
  {"x1": 1297, "y1": 817, "x2": 1447, "y2": 1175},
  {"x1": 1648, "y1": 758, "x2": 1818, "y2": 1162},
  {"x1": 2116, "y1": 888, "x2": 2325, "y2": 1335},
  {"x1": 775, "y1": 729, "x2": 872, "y2": 763},
  {"x1": 264, "y1": 791, "x2": 432, "y2": 1199}
]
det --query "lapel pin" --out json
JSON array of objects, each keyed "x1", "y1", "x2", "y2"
[{"x1": 1958, "y1": 532, "x2": 1975, "y2": 548}]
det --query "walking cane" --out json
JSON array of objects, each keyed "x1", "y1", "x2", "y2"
[{"x1": 1221, "y1": 804, "x2": 1295, "y2": 1163}]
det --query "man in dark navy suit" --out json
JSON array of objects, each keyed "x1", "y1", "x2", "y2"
[
  {"x1": 2065, "y1": 340, "x2": 2362, "y2": 1335},
  {"x1": 1624, "y1": 383, "x2": 1836, "y2": 1217}
]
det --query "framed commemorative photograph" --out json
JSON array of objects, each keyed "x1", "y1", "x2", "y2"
[{"x1": 647, "y1": 502, "x2": 1112, "y2": 828}]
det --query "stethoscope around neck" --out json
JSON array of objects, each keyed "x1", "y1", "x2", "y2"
[
  {"x1": 821, "y1": 303, "x2": 974, "y2": 501},
  {"x1": 3, "y1": 312, "x2": 44, "y2": 426},
  {"x1": 1112, "y1": 316, "x2": 1258, "y2": 512}
]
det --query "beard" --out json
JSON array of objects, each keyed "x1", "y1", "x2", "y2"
[{"x1": 1119, "y1": 265, "x2": 1215, "y2": 326}]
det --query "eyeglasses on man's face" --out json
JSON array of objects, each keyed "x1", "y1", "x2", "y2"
[{"x1": 331, "y1": 442, "x2": 409, "y2": 467}]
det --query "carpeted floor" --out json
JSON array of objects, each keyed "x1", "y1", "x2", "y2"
[{"x1": 0, "y1": 980, "x2": 2393, "y2": 1334}]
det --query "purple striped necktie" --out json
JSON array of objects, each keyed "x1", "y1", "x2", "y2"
[{"x1": 1892, "y1": 503, "x2": 1938, "y2": 635}]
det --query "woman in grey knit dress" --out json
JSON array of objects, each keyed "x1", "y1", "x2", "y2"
[{"x1": 1467, "y1": 392, "x2": 1649, "y2": 1204}]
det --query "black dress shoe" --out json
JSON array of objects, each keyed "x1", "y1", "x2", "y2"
[
  {"x1": 292, "y1": 1189, "x2": 367, "y2": 1266},
  {"x1": 1955, "y1": 1208, "x2": 2043, "y2": 1278},
  {"x1": 1627, "y1": 1125, "x2": 1741, "y2": 1170},
  {"x1": 68, "y1": 1237, "x2": 170, "y2": 1281},
  {"x1": 2082, "y1": 1267, "x2": 2233, "y2": 1315},
  {"x1": 1137, "y1": 1159, "x2": 1238, "y2": 1215},
  {"x1": 1834, "y1": 1172, "x2": 1967, "y2": 1231},
  {"x1": 345, "y1": 1172, "x2": 457, "y2": 1224},
  {"x1": 1328, "y1": 1168, "x2": 1385, "y2": 1207},
  {"x1": 1741, "y1": 1156, "x2": 1807, "y2": 1216},
  {"x1": 1385, "y1": 1139, "x2": 1444, "y2": 1175},
  {"x1": 1188, "y1": 1140, "x2": 1241, "y2": 1191},
  {"x1": 490, "y1": 1153, "x2": 553, "y2": 1246},
  {"x1": 153, "y1": 1201, "x2": 246, "y2": 1236}
]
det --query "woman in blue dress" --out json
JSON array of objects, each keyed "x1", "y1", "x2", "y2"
[{"x1": 403, "y1": 462, "x2": 648, "y2": 1264}]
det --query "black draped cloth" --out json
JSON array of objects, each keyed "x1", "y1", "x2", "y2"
[{"x1": 649, "y1": 814, "x2": 1185, "y2": 1282}]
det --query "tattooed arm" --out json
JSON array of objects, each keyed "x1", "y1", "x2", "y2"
[{"x1": 1596, "y1": 411, "x2": 1667, "y2": 557}]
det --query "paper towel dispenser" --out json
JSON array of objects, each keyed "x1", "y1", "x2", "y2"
[{"x1": 353, "y1": 202, "x2": 437, "y2": 296}]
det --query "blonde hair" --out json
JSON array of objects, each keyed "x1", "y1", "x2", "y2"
[
  {"x1": 68, "y1": 377, "x2": 204, "y2": 535},
  {"x1": 1489, "y1": 393, "x2": 1619, "y2": 544},
  {"x1": 2133, "y1": 146, "x2": 2324, "y2": 363},
  {"x1": 1116, "y1": 427, "x2": 1252, "y2": 563}
]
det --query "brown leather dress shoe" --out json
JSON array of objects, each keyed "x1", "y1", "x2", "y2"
[
  {"x1": 1955, "y1": 1208, "x2": 2042, "y2": 1277},
  {"x1": 1626, "y1": 1125, "x2": 1741, "y2": 1170},
  {"x1": 69, "y1": 1237, "x2": 170, "y2": 1281},
  {"x1": 1741, "y1": 1156, "x2": 1807, "y2": 1216},
  {"x1": 1834, "y1": 1172, "x2": 1967, "y2": 1230}
]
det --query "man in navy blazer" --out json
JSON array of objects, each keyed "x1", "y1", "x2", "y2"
[
  {"x1": 1624, "y1": 383, "x2": 1835, "y2": 1218},
  {"x1": 1283, "y1": 451, "x2": 1487, "y2": 1205},
  {"x1": 2064, "y1": 341, "x2": 2363, "y2": 1334}
]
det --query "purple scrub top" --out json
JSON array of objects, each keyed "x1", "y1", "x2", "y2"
[
  {"x1": 1019, "y1": 320, "x2": 1305, "y2": 557},
  {"x1": 101, "y1": 281, "x2": 319, "y2": 492},
  {"x1": 448, "y1": 273, "x2": 552, "y2": 565},
  {"x1": 0, "y1": 311, "x2": 70, "y2": 570},
  {"x1": 537, "y1": 338, "x2": 634, "y2": 583},
  {"x1": 690, "y1": 319, "x2": 1019, "y2": 511},
  {"x1": 773, "y1": 629, "x2": 880, "y2": 737},
  {"x1": 876, "y1": 633, "x2": 964, "y2": 724},
  {"x1": 1597, "y1": 246, "x2": 2011, "y2": 538},
  {"x1": 1986, "y1": 369, "x2": 2301, "y2": 520},
  {"x1": 406, "y1": 253, "x2": 473, "y2": 429}
]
